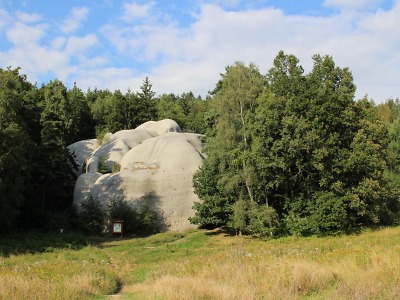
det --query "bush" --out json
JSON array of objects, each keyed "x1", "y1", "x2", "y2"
[
  {"x1": 285, "y1": 192, "x2": 353, "y2": 236},
  {"x1": 229, "y1": 200, "x2": 280, "y2": 237},
  {"x1": 112, "y1": 163, "x2": 121, "y2": 173},
  {"x1": 136, "y1": 194, "x2": 162, "y2": 235},
  {"x1": 80, "y1": 196, "x2": 105, "y2": 234},
  {"x1": 106, "y1": 197, "x2": 138, "y2": 234},
  {"x1": 98, "y1": 156, "x2": 108, "y2": 174},
  {"x1": 246, "y1": 202, "x2": 280, "y2": 237},
  {"x1": 106, "y1": 195, "x2": 163, "y2": 236}
]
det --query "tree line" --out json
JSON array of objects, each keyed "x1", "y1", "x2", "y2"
[
  {"x1": 190, "y1": 51, "x2": 400, "y2": 236},
  {"x1": 0, "y1": 69, "x2": 208, "y2": 231},
  {"x1": 1, "y1": 51, "x2": 400, "y2": 236}
]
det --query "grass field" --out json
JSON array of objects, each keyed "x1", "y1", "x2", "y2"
[{"x1": 1, "y1": 227, "x2": 400, "y2": 299}]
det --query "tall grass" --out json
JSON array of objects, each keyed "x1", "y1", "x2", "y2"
[
  {"x1": 128, "y1": 228, "x2": 400, "y2": 299},
  {"x1": 1, "y1": 228, "x2": 400, "y2": 299},
  {"x1": 0, "y1": 245, "x2": 119, "y2": 300}
]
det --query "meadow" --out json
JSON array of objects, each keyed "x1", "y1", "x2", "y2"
[{"x1": 1, "y1": 227, "x2": 399, "y2": 299}]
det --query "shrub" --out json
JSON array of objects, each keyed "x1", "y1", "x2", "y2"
[
  {"x1": 229, "y1": 200, "x2": 280, "y2": 237},
  {"x1": 246, "y1": 202, "x2": 280, "y2": 237},
  {"x1": 80, "y1": 196, "x2": 105, "y2": 234},
  {"x1": 98, "y1": 156, "x2": 108, "y2": 174},
  {"x1": 112, "y1": 163, "x2": 121, "y2": 173},
  {"x1": 285, "y1": 192, "x2": 353, "y2": 236},
  {"x1": 106, "y1": 197, "x2": 138, "y2": 234},
  {"x1": 106, "y1": 195, "x2": 163, "y2": 236},
  {"x1": 96, "y1": 128, "x2": 111, "y2": 145},
  {"x1": 136, "y1": 194, "x2": 162, "y2": 235}
]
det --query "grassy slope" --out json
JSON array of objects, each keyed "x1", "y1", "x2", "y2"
[{"x1": 1, "y1": 227, "x2": 400, "y2": 299}]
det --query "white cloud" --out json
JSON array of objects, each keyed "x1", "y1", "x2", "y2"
[
  {"x1": 15, "y1": 10, "x2": 41, "y2": 23},
  {"x1": 0, "y1": 7, "x2": 11, "y2": 30},
  {"x1": 0, "y1": 15, "x2": 99, "y2": 86},
  {"x1": 0, "y1": 43, "x2": 69, "y2": 83},
  {"x1": 1, "y1": 1, "x2": 400, "y2": 103},
  {"x1": 150, "y1": 60, "x2": 222, "y2": 96},
  {"x1": 324, "y1": 0, "x2": 384, "y2": 10},
  {"x1": 64, "y1": 34, "x2": 98, "y2": 55},
  {"x1": 121, "y1": 1, "x2": 155, "y2": 22},
  {"x1": 6, "y1": 21, "x2": 46, "y2": 45},
  {"x1": 100, "y1": 24, "x2": 132, "y2": 54},
  {"x1": 72, "y1": 67, "x2": 143, "y2": 92},
  {"x1": 61, "y1": 6, "x2": 89, "y2": 34},
  {"x1": 134, "y1": 2, "x2": 400, "y2": 101},
  {"x1": 51, "y1": 36, "x2": 67, "y2": 50}
]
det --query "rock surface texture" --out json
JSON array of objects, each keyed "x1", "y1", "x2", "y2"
[{"x1": 69, "y1": 119, "x2": 205, "y2": 231}]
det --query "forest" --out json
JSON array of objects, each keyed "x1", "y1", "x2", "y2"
[{"x1": 1, "y1": 51, "x2": 400, "y2": 236}]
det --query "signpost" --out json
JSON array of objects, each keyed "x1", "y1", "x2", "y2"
[{"x1": 112, "y1": 220, "x2": 124, "y2": 238}]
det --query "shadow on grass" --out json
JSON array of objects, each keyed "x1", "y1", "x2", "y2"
[
  {"x1": 0, "y1": 230, "x2": 109, "y2": 257},
  {"x1": 204, "y1": 226, "x2": 232, "y2": 236}
]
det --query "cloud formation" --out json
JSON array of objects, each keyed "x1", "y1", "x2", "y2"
[
  {"x1": 0, "y1": 0, "x2": 398, "y2": 103},
  {"x1": 61, "y1": 7, "x2": 89, "y2": 34},
  {"x1": 324, "y1": 0, "x2": 384, "y2": 10},
  {"x1": 121, "y1": 1, "x2": 155, "y2": 22}
]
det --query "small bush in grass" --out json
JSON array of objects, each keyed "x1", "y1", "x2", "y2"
[{"x1": 229, "y1": 199, "x2": 280, "y2": 237}]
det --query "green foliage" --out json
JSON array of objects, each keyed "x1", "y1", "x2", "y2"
[
  {"x1": 156, "y1": 93, "x2": 186, "y2": 126},
  {"x1": 136, "y1": 194, "x2": 162, "y2": 235},
  {"x1": 1, "y1": 56, "x2": 400, "y2": 237},
  {"x1": 190, "y1": 159, "x2": 234, "y2": 228},
  {"x1": 91, "y1": 78, "x2": 157, "y2": 135},
  {"x1": 37, "y1": 80, "x2": 77, "y2": 212},
  {"x1": 80, "y1": 196, "x2": 105, "y2": 234},
  {"x1": 191, "y1": 62, "x2": 266, "y2": 229},
  {"x1": 229, "y1": 199, "x2": 280, "y2": 237},
  {"x1": 156, "y1": 92, "x2": 209, "y2": 134},
  {"x1": 106, "y1": 195, "x2": 163, "y2": 236},
  {"x1": 245, "y1": 203, "x2": 280, "y2": 237},
  {"x1": 284, "y1": 192, "x2": 351, "y2": 236},
  {"x1": 67, "y1": 83, "x2": 95, "y2": 143},
  {"x1": 231, "y1": 199, "x2": 247, "y2": 234},
  {"x1": 96, "y1": 129, "x2": 111, "y2": 145},
  {"x1": 106, "y1": 197, "x2": 138, "y2": 234},
  {"x1": 193, "y1": 52, "x2": 400, "y2": 236},
  {"x1": 112, "y1": 163, "x2": 121, "y2": 173},
  {"x1": 0, "y1": 68, "x2": 35, "y2": 228},
  {"x1": 98, "y1": 156, "x2": 108, "y2": 174}
]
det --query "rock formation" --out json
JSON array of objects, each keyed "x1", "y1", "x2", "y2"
[{"x1": 68, "y1": 119, "x2": 205, "y2": 231}]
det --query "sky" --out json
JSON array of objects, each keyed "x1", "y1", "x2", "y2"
[{"x1": 0, "y1": 0, "x2": 399, "y2": 103}]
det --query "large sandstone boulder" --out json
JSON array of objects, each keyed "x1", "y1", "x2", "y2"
[
  {"x1": 91, "y1": 138, "x2": 131, "y2": 172},
  {"x1": 73, "y1": 172, "x2": 103, "y2": 210},
  {"x1": 136, "y1": 119, "x2": 182, "y2": 135},
  {"x1": 70, "y1": 119, "x2": 204, "y2": 232},
  {"x1": 67, "y1": 139, "x2": 100, "y2": 174},
  {"x1": 110, "y1": 128, "x2": 158, "y2": 149}
]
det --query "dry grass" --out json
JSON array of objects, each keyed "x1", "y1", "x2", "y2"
[
  {"x1": 128, "y1": 227, "x2": 400, "y2": 300},
  {"x1": 0, "y1": 246, "x2": 119, "y2": 300},
  {"x1": 1, "y1": 228, "x2": 400, "y2": 299}
]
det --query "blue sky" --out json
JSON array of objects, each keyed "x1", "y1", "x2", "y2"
[{"x1": 0, "y1": 0, "x2": 398, "y2": 102}]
